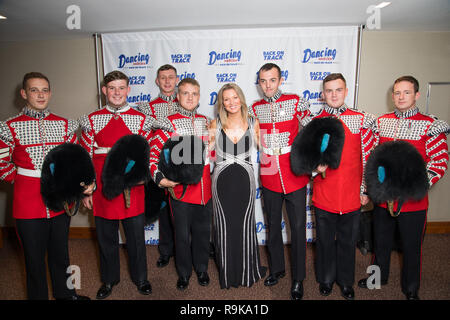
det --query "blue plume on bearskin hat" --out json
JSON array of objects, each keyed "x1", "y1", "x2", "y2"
[
  {"x1": 365, "y1": 140, "x2": 429, "y2": 215},
  {"x1": 102, "y1": 134, "x2": 150, "y2": 200},
  {"x1": 290, "y1": 116, "x2": 345, "y2": 175},
  {"x1": 158, "y1": 135, "x2": 205, "y2": 185},
  {"x1": 41, "y1": 143, "x2": 95, "y2": 214}
]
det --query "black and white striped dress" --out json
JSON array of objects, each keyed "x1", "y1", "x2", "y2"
[{"x1": 212, "y1": 117, "x2": 266, "y2": 289}]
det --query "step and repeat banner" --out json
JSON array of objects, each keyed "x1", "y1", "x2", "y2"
[{"x1": 101, "y1": 26, "x2": 359, "y2": 245}]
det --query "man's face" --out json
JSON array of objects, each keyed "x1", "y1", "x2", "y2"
[
  {"x1": 392, "y1": 81, "x2": 420, "y2": 112},
  {"x1": 177, "y1": 83, "x2": 200, "y2": 111},
  {"x1": 102, "y1": 79, "x2": 130, "y2": 108},
  {"x1": 258, "y1": 67, "x2": 282, "y2": 98},
  {"x1": 156, "y1": 69, "x2": 178, "y2": 96},
  {"x1": 323, "y1": 79, "x2": 348, "y2": 109},
  {"x1": 20, "y1": 78, "x2": 52, "y2": 111}
]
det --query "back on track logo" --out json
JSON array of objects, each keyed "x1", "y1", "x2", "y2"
[
  {"x1": 301, "y1": 47, "x2": 337, "y2": 64},
  {"x1": 208, "y1": 49, "x2": 242, "y2": 66},
  {"x1": 118, "y1": 52, "x2": 150, "y2": 69},
  {"x1": 216, "y1": 73, "x2": 237, "y2": 83},
  {"x1": 129, "y1": 75, "x2": 146, "y2": 85},
  {"x1": 263, "y1": 50, "x2": 284, "y2": 61},
  {"x1": 310, "y1": 72, "x2": 331, "y2": 81},
  {"x1": 171, "y1": 53, "x2": 191, "y2": 63}
]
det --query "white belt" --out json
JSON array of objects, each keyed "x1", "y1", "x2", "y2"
[
  {"x1": 94, "y1": 147, "x2": 111, "y2": 154},
  {"x1": 17, "y1": 167, "x2": 41, "y2": 178},
  {"x1": 262, "y1": 146, "x2": 291, "y2": 156}
]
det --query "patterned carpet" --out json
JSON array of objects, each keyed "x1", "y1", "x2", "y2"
[{"x1": 0, "y1": 233, "x2": 449, "y2": 301}]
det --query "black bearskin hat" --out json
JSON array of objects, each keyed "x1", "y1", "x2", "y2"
[
  {"x1": 102, "y1": 134, "x2": 150, "y2": 200},
  {"x1": 291, "y1": 116, "x2": 345, "y2": 175},
  {"x1": 158, "y1": 135, "x2": 205, "y2": 185},
  {"x1": 365, "y1": 140, "x2": 429, "y2": 211},
  {"x1": 41, "y1": 143, "x2": 95, "y2": 213}
]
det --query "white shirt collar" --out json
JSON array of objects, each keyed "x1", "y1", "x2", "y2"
[{"x1": 106, "y1": 104, "x2": 131, "y2": 114}]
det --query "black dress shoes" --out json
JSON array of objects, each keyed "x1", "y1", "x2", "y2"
[
  {"x1": 339, "y1": 285, "x2": 355, "y2": 300},
  {"x1": 156, "y1": 255, "x2": 171, "y2": 268},
  {"x1": 291, "y1": 280, "x2": 304, "y2": 300},
  {"x1": 137, "y1": 280, "x2": 152, "y2": 295},
  {"x1": 264, "y1": 271, "x2": 286, "y2": 287},
  {"x1": 405, "y1": 291, "x2": 420, "y2": 300},
  {"x1": 56, "y1": 294, "x2": 91, "y2": 300},
  {"x1": 319, "y1": 283, "x2": 333, "y2": 296},
  {"x1": 176, "y1": 277, "x2": 190, "y2": 291},
  {"x1": 96, "y1": 283, "x2": 116, "y2": 300},
  {"x1": 197, "y1": 272, "x2": 210, "y2": 286}
]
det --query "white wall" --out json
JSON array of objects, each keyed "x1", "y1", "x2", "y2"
[{"x1": 0, "y1": 38, "x2": 98, "y2": 227}]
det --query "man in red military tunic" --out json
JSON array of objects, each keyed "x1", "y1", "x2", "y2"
[
  {"x1": 138, "y1": 64, "x2": 179, "y2": 120},
  {"x1": 150, "y1": 78, "x2": 212, "y2": 291},
  {"x1": 0, "y1": 72, "x2": 90, "y2": 300},
  {"x1": 80, "y1": 70, "x2": 155, "y2": 299},
  {"x1": 358, "y1": 76, "x2": 449, "y2": 300},
  {"x1": 250, "y1": 63, "x2": 310, "y2": 300},
  {"x1": 137, "y1": 64, "x2": 179, "y2": 268},
  {"x1": 313, "y1": 73, "x2": 376, "y2": 300}
]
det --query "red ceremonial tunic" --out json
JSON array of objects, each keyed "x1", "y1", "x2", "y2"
[
  {"x1": 250, "y1": 90, "x2": 310, "y2": 194},
  {"x1": 150, "y1": 106, "x2": 211, "y2": 205},
  {"x1": 137, "y1": 93, "x2": 179, "y2": 143},
  {"x1": 79, "y1": 105, "x2": 153, "y2": 220},
  {"x1": 137, "y1": 93, "x2": 179, "y2": 121},
  {"x1": 375, "y1": 107, "x2": 449, "y2": 212},
  {"x1": 312, "y1": 105, "x2": 376, "y2": 214},
  {"x1": 0, "y1": 107, "x2": 78, "y2": 219}
]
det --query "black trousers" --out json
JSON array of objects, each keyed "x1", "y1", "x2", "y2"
[
  {"x1": 158, "y1": 198, "x2": 174, "y2": 257},
  {"x1": 145, "y1": 180, "x2": 174, "y2": 257},
  {"x1": 95, "y1": 214, "x2": 148, "y2": 286},
  {"x1": 169, "y1": 199, "x2": 212, "y2": 279},
  {"x1": 314, "y1": 207, "x2": 360, "y2": 287},
  {"x1": 262, "y1": 186, "x2": 306, "y2": 281},
  {"x1": 372, "y1": 206, "x2": 427, "y2": 294},
  {"x1": 16, "y1": 214, "x2": 76, "y2": 300}
]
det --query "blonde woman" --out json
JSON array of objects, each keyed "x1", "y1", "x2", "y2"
[{"x1": 209, "y1": 83, "x2": 266, "y2": 289}]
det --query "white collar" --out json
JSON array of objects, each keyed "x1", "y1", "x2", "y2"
[{"x1": 106, "y1": 104, "x2": 131, "y2": 114}]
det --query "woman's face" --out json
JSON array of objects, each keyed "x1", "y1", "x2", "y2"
[{"x1": 222, "y1": 88, "x2": 241, "y2": 115}]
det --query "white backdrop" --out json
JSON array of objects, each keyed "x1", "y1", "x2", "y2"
[{"x1": 101, "y1": 26, "x2": 360, "y2": 245}]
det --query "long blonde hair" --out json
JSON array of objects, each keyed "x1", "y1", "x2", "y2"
[{"x1": 216, "y1": 83, "x2": 248, "y2": 129}]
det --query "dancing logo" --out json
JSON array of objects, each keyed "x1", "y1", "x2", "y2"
[
  {"x1": 118, "y1": 52, "x2": 151, "y2": 69},
  {"x1": 208, "y1": 49, "x2": 242, "y2": 66},
  {"x1": 255, "y1": 222, "x2": 267, "y2": 233},
  {"x1": 301, "y1": 47, "x2": 337, "y2": 64},
  {"x1": 302, "y1": 90, "x2": 324, "y2": 105},
  {"x1": 127, "y1": 92, "x2": 151, "y2": 104},
  {"x1": 178, "y1": 71, "x2": 196, "y2": 81},
  {"x1": 209, "y1": 91, "x2": 217, "y2": 106}
]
